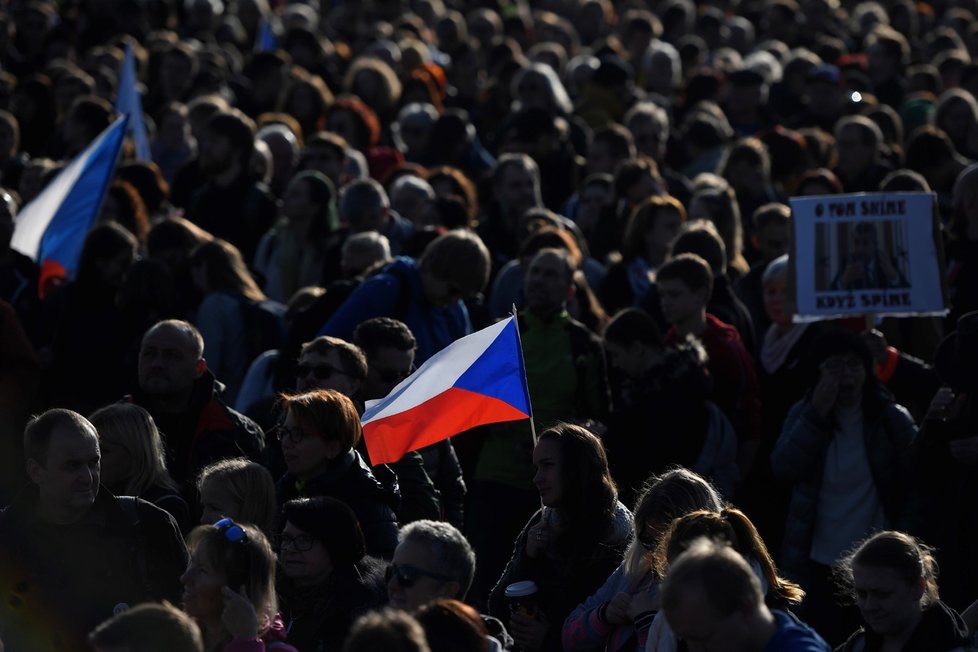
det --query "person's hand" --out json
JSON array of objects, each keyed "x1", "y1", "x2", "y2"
[
  {"x1": 603, "y1": 592, "x2": 632, "y2": 625},
  {"x1": 926, "y1": 387, "x2": 959, "y2": 422},
  {"x1": 627, "y1": 589, "x2": 659, "y2": 621},
  {"x1": 510, "y1": 609, "x2": 549, "y2": 651},
  {"x1": 949, "y1": 435, "x2": 978, "y2": 465},
  {"x1": 811, "y1": 365, "x2": 840, "y2": 417},
  {"x1": 221, "y1": 585, "x2": 260, "y2": 640},
  {"x1": 862, "y1": 329, "x2": 890, "y2": 366},
  {"x1": 525, "y1": 519, "x2": 552, "y2": 559}
]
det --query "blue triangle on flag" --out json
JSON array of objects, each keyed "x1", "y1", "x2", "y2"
[{"x1": 453, "y1": 319, "x2": 531, "y2": 414}]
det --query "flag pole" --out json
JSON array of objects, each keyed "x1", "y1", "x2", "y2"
[{"x1": 511, "y1": 304, "x2": 537, "y2": 446}]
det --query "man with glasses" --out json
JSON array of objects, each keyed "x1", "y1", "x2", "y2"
[
  {"x1": 387, "y1": 520, "x2": 512, "y2": 649},
  {"x1": 0, "y1": 409, "x2": 189, "y2": 652},
  {"x1": 387, "y1": 520, "x2": 475, "y2": 611},
  {"x1": 295, "y1": 333, "x2": 440, "y2": 525},
  {"x1": 354, "y1": 318, "x2": 466, "y2": 529}
]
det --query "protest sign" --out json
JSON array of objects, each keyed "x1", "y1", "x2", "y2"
[{"x1": 788, "y1": 192, "x2": 947, "y2": 321}]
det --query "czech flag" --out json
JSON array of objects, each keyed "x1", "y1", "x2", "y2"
[
  {"x1": 362, "y1": 316, "x2": 532, "y2": 465},
  {"x1": 115, "y1": 41, "x2": 151, "y2": 161},
  {"x1": 11, "y1": 115, "x2": 128, "y2": 295}
]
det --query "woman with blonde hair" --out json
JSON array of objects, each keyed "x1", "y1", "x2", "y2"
[
  {"x1": 197, "y1": 458, "x2": 277, "y2": 538},
  {"x1": 644, "y1": 507, "x2": 804, "y2": 651},
  {"x1": 182, "y1": 520, "x2": 297, "y2": 652},
  {"x1": 189, "y1": 239, "x2": 285, "y2": 404},
  {"x1": 562, "y1": 468, "x2": 724, "y2": 651},
  {"x1": 89, "y1": 403, "x2": 190, "y2": 532}
]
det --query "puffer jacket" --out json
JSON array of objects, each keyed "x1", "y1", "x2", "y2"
[{"x1": 771, "y1": 392, "x2": 917, "y2": 583}]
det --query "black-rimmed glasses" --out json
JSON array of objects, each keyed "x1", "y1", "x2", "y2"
[{"x1": 277, "y1": 532, "x2": 316, "y2": 551}]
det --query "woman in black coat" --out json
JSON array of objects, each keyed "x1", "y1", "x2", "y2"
[{"x1": 276, "y1": 496, "x2": 387, "y2": 652}]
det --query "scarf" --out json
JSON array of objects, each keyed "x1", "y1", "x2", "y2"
[{"x1": 761, "y1": 322, "x2": 809, "y2": 374}]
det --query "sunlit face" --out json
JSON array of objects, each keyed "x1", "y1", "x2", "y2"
[
  {"x1": 386, "y1": 538, "x2": 456, "y2": 611},
  {"x1": 532, "y1": 438, "x2": 564, "y2": 507},
  {"x1": 853, "y1": 564, "x2": 923, "y2": 636},
  {"x1": 763, "y1": 276, "x2": 789, "y2": 327},
  {"x1": 279, "y1": 410, "x2": 342, "y2": 481},
  {"x1": 296, "y1": 350, "x2": 359, "y2": 397},
  {"x1": 138, "y1": 325, "x2": 203, "y2": 398},
  {"x1": 180, "y1": 541, "x2": 226, "y2": 620}
]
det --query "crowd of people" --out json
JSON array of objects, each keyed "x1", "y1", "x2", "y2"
[{"x1": 1, "y1": 0, "x2": 978, "y2": 650}]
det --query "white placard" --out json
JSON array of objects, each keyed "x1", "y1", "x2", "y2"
[{"x1": 789, "y1": 192, "x2": 946, "y2": 321}]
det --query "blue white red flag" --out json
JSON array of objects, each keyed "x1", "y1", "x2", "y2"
[
  {"x1": 362, "y1": 316, "x2": 532, "y2": 465},
  {"x1": 116, "y1": 42, "x2": 151, "y2": 161},
  {"x1": 10, "y1": 115, "x2": 128, "y2": 292}
]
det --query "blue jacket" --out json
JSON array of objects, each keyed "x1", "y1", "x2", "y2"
[
  {"x1": 771, "y1": 394, "x2": 917, "y2": 583},
  {"x1": 317, "y1": 257, "x2": 471, "y2": 364}
]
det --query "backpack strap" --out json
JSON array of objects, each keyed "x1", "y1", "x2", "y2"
[{"x1": 116, "y1": 496, "x2": 153, "y2": 598}]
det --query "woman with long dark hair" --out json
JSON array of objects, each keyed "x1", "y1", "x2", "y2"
[{"x1": 489, "y1": 423, "x2": 634, "y2": 652}]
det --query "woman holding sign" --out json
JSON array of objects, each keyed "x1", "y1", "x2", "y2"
[{"x1": 771, "y1": 329, "x2": 918, "y2": 645}]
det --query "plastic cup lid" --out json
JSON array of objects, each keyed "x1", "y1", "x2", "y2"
[{"x1": 505, "y1": 581, "x2": 539, "y2": 597}]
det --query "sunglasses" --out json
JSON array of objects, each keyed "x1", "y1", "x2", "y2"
[
  {"x1": 215, "y1": 517, "x2": 248, "y2": 545},
  {"x1": 385, "y1": 563, "x2": 453, "y2": 588},
  {"x1": 296, "y1": 363, "x2": 350, "y2": 381},
  {"x1": 214, "y1": 518, "x2": 250, "y2": 588},
  {"x1": 374, "y1": 365, "x2": 415, "y2": 384}
]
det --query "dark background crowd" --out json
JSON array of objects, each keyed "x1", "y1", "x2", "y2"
[{"x1": 1, "y1": 0, "x2": 978, "y2": 650}]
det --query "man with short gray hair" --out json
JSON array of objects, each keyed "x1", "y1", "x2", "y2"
[{"x1": 386, "y1": 519, "x2": 476, "y2": 611}]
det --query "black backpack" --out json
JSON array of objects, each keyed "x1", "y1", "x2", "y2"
[{"x1": 237, "y1": 296, "x2": 287, "y2": 364}]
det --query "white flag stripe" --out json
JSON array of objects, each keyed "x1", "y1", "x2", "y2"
[
  {"x1": 10, "y1": 117, "x2": 127, "y2": 260},
  {"x1": 362, "y1": 317, "x2": 513, "y2": 424}
]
